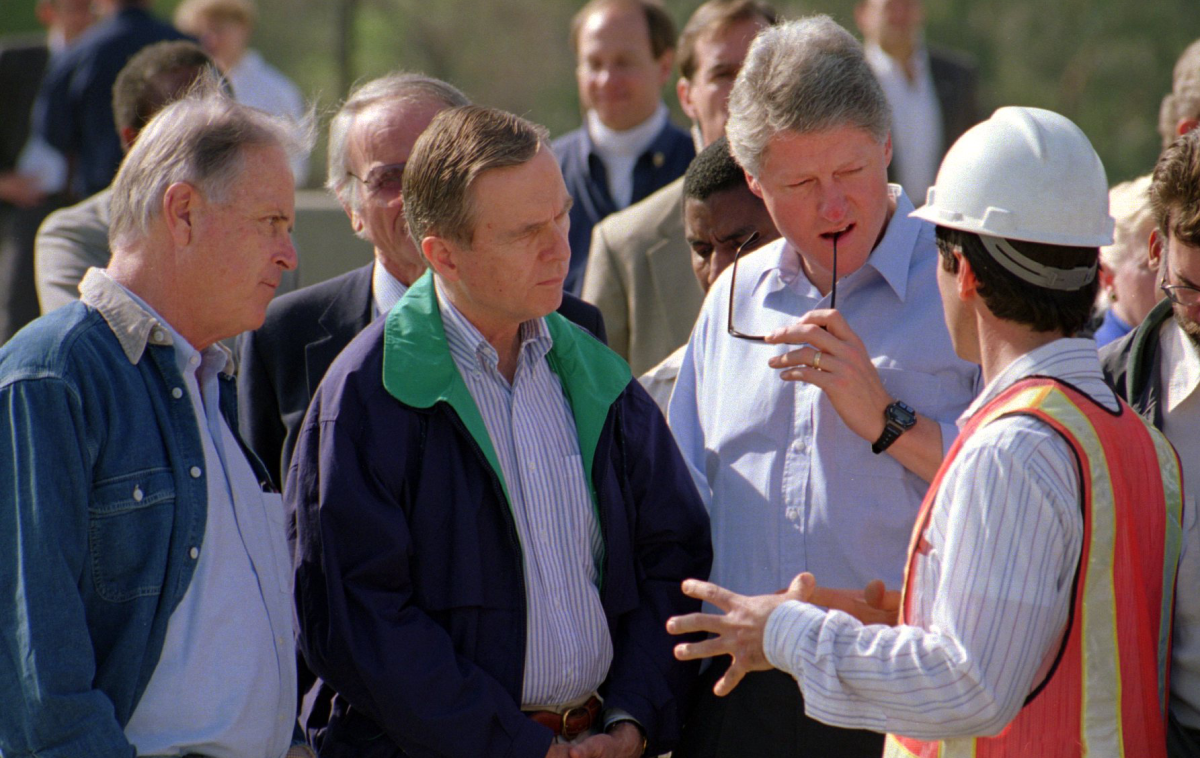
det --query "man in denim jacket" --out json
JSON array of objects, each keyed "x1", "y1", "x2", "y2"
[{"x1": 0, "y1": 79, "x2": 314, "y2": 758}]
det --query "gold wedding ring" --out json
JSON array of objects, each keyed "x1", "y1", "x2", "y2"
[{"x1": 813, "y1": 350, "x2": 822, "y2": 370}]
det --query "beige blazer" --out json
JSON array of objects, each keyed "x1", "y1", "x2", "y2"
[{"x1": 580, "y1": 178, "x2": 704, "y2": 376}]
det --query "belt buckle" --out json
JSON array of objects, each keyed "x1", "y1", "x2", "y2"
[{"x1": 560, "y1": 703, "x2": 591, "y2": 740}]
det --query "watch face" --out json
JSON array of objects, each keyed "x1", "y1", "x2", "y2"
[{"x1": 886, "y1": 401, "x2": 917, "y2": 428}]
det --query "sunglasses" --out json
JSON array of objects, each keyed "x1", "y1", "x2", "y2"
[{"x1": 728, "y1": 232, "x2": 839, "y2": 341}]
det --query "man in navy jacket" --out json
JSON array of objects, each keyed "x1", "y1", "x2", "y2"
[{"x1": 290, "y1": 105, "x2": 710, "y2": 758}]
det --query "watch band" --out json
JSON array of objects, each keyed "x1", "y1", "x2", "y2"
[{"x1": 872, "y1": 401, "x2": 917, "y2": 455}]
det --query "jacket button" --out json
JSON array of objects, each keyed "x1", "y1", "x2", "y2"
[
  {"x1": 190, "y1": 466, "x2": 202, "y2": 478},
  {"x1": 132, "y1": 486, "x2": 144, "y2": 502},
  {"x1": 171, "y1": 387, "x2": 184, "y2": 399},
  {"x1": 189, "y1": 546, "x2": 199, "y2": 559}
]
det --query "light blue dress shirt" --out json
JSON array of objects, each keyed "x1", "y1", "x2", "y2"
[
  {"x1": 435, "y1": 280, "x2": 612, "y2": 708},
  {"x1": 667, "y1": 187, "x2": 981, "y2": 597},
  {"x1": 112, "y1": 276, "x2": 296, "y2": 757}
]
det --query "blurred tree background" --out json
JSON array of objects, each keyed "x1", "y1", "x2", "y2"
[{"x1": 4, "y1": 0, "x2": 1197, "y2": 187}]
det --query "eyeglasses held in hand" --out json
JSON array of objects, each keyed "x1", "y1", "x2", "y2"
[{"x1": 727, "y1": 231, "x2": 839, "y2": 341}]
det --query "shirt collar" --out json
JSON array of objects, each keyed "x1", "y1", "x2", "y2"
[
  {"x1": 1160, "y1": 317, "x2": 1200, "y2": 413},
  {"x1": 372, "y1": 260, "x2": 411, "y2": 319},
  {"x1": 587, "y1": 102, "x2": 669, "y2": 160},
  {"x1": 753, "y1": 185, "x2": 920, "y2": 303},
  {"x1": 78, "y1": 268, "x2": 235, "y2": 375},
  {"x1": 960, "y1": 337, "x2": 1106, "y2": 426},
  {"x1": 434, "y1": 276, "x2": 552, "y2": 376}
]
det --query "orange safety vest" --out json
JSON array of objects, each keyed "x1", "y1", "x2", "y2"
[{"x1": 884, "y1": 378, "x2": 1184, "y2": 758}]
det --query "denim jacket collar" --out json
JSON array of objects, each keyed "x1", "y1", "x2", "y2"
[{"x1": 78, "y1": 268, "x2": 234, "y2": 376}]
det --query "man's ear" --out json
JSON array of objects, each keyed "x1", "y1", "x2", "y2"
[
  {"x1": 677, "y1": 77, "x2": 696, "y2": 121},
  {"x1": 162, "y1": 182, "x2": 198, "y2": 246},
  {"x1": 421, "y1": 235, "x2": 460, "y2": 281},
  {"x1": 656, "y1": 49, "x2": 675, "y2": 87},
  {"x1": 882, "y1": 132, "x2": 893, "y2": 170},
  {"x1": 343, "y1": 200, "x2": 364, "y2": 235},
  {"x1": 745, "y1": 170, "x2": 764, "y2": 200},
  {"x1": 956, "y1": 251, "x2": 978, "y2": 301},
  {"x1": 1149, "y1": 228, "x2": 1166, "y2": 273}
]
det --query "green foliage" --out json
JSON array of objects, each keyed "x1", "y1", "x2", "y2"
[{"x1": 4, "y1": 0, "x2": 1197, "y2": 188}]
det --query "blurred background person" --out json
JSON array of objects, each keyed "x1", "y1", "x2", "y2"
[
  {"x1": 555, "y1": 0, "x2": 693, "y2": 293},
  {"x1": 582, "y1": 0, "x2": 776, "y2": 376},
  {"x1": 1093, "y1": 175, "x2": 1162, "y2": 346},
  {"x1": 1160, "y1": 38, "x2": 1200, "y2": 149},
  {"x1": 32, "y1": 0, "x2": 187, "y2": 200},
  {"x1": 854, "y1": 0, "x2": 979, "y2": 205},
  {"x1": 174, "y1": 0, "x2": 309, "y2": 184},
  {"x1": 0, "y1": 0, "x2": 96, "y2": 343}
]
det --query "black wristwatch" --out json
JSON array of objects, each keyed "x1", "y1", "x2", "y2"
[{"x1": 872, "y1": 400, "x2": 917, "y2": 454}]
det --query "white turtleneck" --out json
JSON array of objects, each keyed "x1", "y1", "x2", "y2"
[{"x1": 587, "y1": 102, "x2": 669, "y2": 209}]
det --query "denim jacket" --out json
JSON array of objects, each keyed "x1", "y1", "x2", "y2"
[{"x1": 0, "y1": 271, "x2": 272, "y2": 757}]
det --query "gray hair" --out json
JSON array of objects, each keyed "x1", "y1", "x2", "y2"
[
  {"x1": 726, "y1": 15, "x2": 891, "y2": 177},
  {"x1": 109, "y1": 73, "x2": 311, "y2": 249},
  {"x1": 1160, "y1": 39, "x2": 1200, "y2": 148},
  {"x1": 325, "y1": 72, "x2": 470, "y2": 214},
  {"x1": 403, "y1": 105, "x2": 548, "y2": 248}
]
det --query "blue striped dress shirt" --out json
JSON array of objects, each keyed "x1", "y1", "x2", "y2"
[
  {"x1": 435, "y1": 279, "x2": 612, "y2": 707},
  {"x1": 763, "y1": 338, "x2": 1121, "y2": 738}
]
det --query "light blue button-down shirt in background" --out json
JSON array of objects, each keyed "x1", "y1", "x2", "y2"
[
  {"x1": 436, "y1": 279, "x2": 612, "y2": 708},
  {"x1": 668, "y1": 187, "x2": 981, "y2": 598},
  {"x1": 112, "y1": 275, "x2": 296, "y2": 758}
]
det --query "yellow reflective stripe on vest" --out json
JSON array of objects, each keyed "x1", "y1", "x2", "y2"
[
  {"x1": 1033, "y1": 388, "x2": 1124, "y2": 757},
  {"x1": 884, "y1": 734, "x2": 976, "y2": 758},
  {"x1": 1150, "y1": 425, "x2": 1185, "y2": 711}
]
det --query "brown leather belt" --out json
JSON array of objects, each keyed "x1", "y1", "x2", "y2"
[{"x1": 525, "y1": 695, "x2": 602, "y2": 740}]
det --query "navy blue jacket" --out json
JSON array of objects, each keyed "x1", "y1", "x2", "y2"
[
  {"x1": 238, "y1": 263, "x2": 609, "y2": 490},
  {"x1": 289, "y1": 273, "x2": 711, "y2": 758},
  {"x1": 553, "y1": 119, "x2": 694, "y2": 293}
]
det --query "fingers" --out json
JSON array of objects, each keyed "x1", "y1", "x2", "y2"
[
  {"x1": 788, "y1": 572, "x2": 816, "y2": 601},
  {"x1": 864, "y1": 579, "x2": 901, "y2": 626},
  {"x1": 666, "y1": 610, "x2": 728, "y2": 637},
  {"x1": 673, "y1": 636, "x2": 733, "y2": 661},
  {"x1": 713, "y1": 662, "x2": 747, "y2": 697},
  {"x1": 765, "y1": 320, "x2": 843, "y2": 353},
  {"x1": 680, "y1": 578, "x2": 737, "y2": 611}
]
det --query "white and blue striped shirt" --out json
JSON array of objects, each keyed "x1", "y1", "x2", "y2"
[
  {"x1": 436, "y1": 280, "x2": 612, "y2": 707},
  {"x1": 763, "y1": 338, "x2": 1119, "y2": 739}
]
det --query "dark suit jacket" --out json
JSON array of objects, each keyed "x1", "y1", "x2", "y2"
[
  {"x1": 930, "y1": 47, "x2": 980, "y2": 153},
  {"x1": 0, "y1": 36, "x2": 48, "y2": 172},
  {"x1": 886, "y1": 46, "x2": 980, "y2": 187},
  {"x1": 237, "y1": 263, "x2": 609, "y2": 491}
]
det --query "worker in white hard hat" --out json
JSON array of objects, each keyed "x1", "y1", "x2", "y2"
[{"x1": 666, "y1": 106, "x2": 1187, "y2": 758}]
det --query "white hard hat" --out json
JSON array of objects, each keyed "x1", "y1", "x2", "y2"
[{"x1": 911, "y1": 106, "x2": 1114, "y2": 248}]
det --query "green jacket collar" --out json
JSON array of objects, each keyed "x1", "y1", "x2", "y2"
[{"x1": 381, "y1": 271, "x2": 631, "y2": 505}]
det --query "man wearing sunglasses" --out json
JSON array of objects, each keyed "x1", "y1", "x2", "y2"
[
  {"x1": 1102, "y1": 127, "x2": 1200, "y2": 758},
  {"x1": 666, "y1": 16, "x2": 979, "y2": 757}
]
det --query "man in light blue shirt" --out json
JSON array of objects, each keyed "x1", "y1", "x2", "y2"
[{"x1": 667, "y1": 15, "x2": 979, "y2": 758}]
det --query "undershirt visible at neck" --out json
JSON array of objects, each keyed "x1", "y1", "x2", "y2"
[{"x1": 587, "y1": 102, "x2": 668, "y2": 209}]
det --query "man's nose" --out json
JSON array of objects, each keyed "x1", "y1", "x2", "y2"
[
  {"x1": 279, "y1": 235, "x2": 299, "y2": 271},
  {"x1": 819, "y1": 184, "x2": 848, "y2": 222}
]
